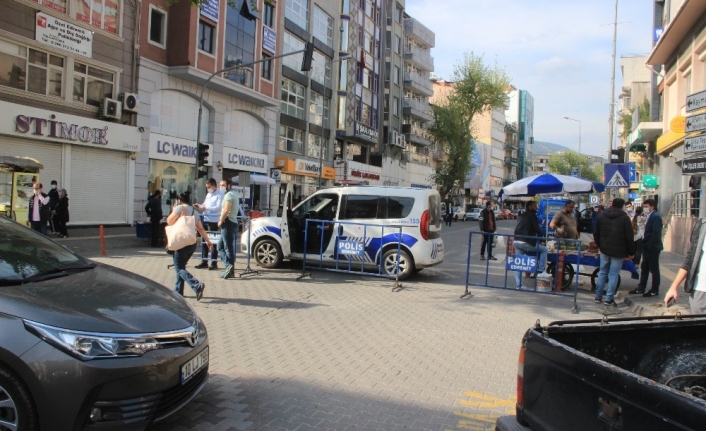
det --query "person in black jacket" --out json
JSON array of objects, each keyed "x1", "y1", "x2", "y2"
[
  {"x1": 512, "y1": 201, "x2": 550, "y2": 288},
  {"x1": 54, "y1": 189, "x2": 70, "y2": 238},
  {"x1": 664, "y1": 218, "x2": 706, "y2": 314},
  {"x1": 629, "y1": 199, "x2": 663, "y2": 297},
  {"x1": 480, "y1": 201, "x2": 497, "y2": 260},
  {"x1": 47, "y1": 180, "x2": 59, "y2": 234},
  {"x1": 145, "y1": 190, "x2": 164, "y2": 247},
  {"x1": 593, "y1": 198, "x2": 636, "y2": 306}
]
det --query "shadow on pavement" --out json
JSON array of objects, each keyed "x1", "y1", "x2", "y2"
[{"x1": 204, "y1": 296, "x2": 327, "y2": 310}]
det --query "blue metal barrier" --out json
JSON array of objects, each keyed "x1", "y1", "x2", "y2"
[
  {"x1": 462, "y1": 231, "x2": 582, "y2": 314},
  {"x1": 296, "y1": 219, "x2": 404, "y2": 290}
]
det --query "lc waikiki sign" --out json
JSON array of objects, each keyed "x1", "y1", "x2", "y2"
[
  {"x1": 2, "y1": 101, "x2": 139, "y2": 151},
  {"x1": 223, "y1": 147, "x2": 268, "y2": 174},
  {"x1": 149, "y1": 133, "x2": 213, "y2": 166}
]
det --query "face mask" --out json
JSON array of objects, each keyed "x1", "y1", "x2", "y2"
[
  {"x1": 643, "y1": 207, "x2": 651, "y2": 215},
  {"x1": 207, "y1": 188, "x2": 214, "y2": 194},
  {"x1": 33, "y1": 189, "x2": 40, "y2": 195},
  {"x1": 220, "y1": 186, "x2": 227, "y2": 194},
  {"x1": 52, "y1": 185, "x2": 56, "y2": 189}
]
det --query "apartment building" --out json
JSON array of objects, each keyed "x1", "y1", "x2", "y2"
[
  {"x1": 0, "y1": 0, "x2": 141, "y2": 224},
  {"x1": 504, "y1": 121, "x2": 519, "y2": 185},
  {"x1": 505, "y1": 88, "x2": 534, "y2": 179},
  {"x1": 472, "y1": 107, "x2": 507, "y2": 199}
]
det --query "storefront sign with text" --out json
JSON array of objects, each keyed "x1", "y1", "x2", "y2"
[
  {"x1": 353, "y1": 121, "x2": 379, "y2": 143},
  {"x1": 149, "y1": 133, "x2": 212, "y2": 166},
  {"x1": 223, "y1": 147, "x2": 268, "y2": 174},
  {"x1": 35, "y1": 12, "x2": 93, "y2": 58}
]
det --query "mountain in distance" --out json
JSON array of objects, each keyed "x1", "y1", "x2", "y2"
[{"x1": 532, "y1": 140, "x2": 574, "y2": 156}]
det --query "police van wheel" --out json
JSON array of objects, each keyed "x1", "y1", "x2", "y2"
[
  {"x1": 254, "y1": 239, "x2": 282, "y2": 268},
  {"x1": 381, "y1": 249, "x2": 413, "y2": 280}
]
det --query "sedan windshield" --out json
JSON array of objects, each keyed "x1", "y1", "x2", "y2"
[{"x1": 0, "y1": 218, "x2": 92, "y2": 284}]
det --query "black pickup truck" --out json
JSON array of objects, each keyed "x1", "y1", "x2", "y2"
[{"x1": 496, "y1": 315, "x2": 706, "y2": 431}]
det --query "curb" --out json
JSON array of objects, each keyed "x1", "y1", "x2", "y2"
[{"x1": 620, "y1": 292, "x2": 690, "y2": 317}]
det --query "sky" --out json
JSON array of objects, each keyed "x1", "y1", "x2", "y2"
[{"x1": 405, "y1": 0, "x2": 655, "y2": 158}]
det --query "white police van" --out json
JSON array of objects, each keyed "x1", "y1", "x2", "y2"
[{"x1": 241, "y1": 185, "x2": 444, "y2": 279}]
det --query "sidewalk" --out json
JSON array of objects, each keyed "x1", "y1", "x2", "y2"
[{"x1": 53, "y1": 225, "x2": 146, "y2": 255}]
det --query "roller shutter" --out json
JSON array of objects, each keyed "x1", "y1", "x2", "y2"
[
  {"x1": 0, "y1": 138, "x2": 62, "y2": 187},
  {"x1": 70, "y1": 147, "x2": 128, "y2": 225}
]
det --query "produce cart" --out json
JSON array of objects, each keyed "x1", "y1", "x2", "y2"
[{"x1": 545, "y1": 250, "x2": 640, "y2": 291}]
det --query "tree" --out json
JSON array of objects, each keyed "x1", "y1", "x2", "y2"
[
  {"x1": 617, "y1": 98, "x2": 650, "y2": 141},
  {"x1": 547, "y1": 151, "x2": 602, "y2": 182},
  {"x1": 428, "y1": 53, "x2": 511, "y2": 196}
]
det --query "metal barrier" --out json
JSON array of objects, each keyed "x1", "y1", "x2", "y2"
[
  {"x1": 462, "y1": 231, "x2": 582, "y2": 314},
  {"x1": 198, "y1": 215, "x2": 260, "y2": 278},
  {"x1": 295, "y1": 219, "x2": 404, "y2": 291}
]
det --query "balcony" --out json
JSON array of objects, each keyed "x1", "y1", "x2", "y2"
[
  {"x1": 403, "y1": 98, "x2": 433, "y2": 122},
  {"x1": 402, "y1": 123, "x2": 432, "y2": 146},
  {"x1": 504, "y1": 156, "x2": 518, "y2": 167},
  {"x1": 403, "y1": 71, "x2": 433, "y2": 96},
  {"x1": 403, "y1": 17, "x2": 435, "y2": 48},
  {"x1": 504, "y1": 142, "x2": 517, "y2": 150},
  {"x1": 408, "y1": 144, "x2": 431, "y2": 165},
  {"x1": 404, "y1": 44, "x2": 434, "y2": 71}
]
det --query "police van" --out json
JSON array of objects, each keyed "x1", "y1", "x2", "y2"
[{"x1": 240, "y1": 185, "x2": 444, "y2": 279}]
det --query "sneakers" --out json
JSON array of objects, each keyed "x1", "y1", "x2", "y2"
[
  {"x1": 628, "y1": 289, "x2": 645, "y2": 294},
  {"x1": 604, "y1": 299, "x2": 617, "y2": 307},
  {"x1": 208, "y1": 263, "x2": 219, "y2": 271},
  {"x1": 480, "y1": 255, "x2": 486, "y2": 261},
  {"x1": 594, "y1": 298, "x2": 603, "y2": 303},
  {"x1": 537, "y1": 271, "x2": 552, "y2": 279},
  {"x1": 488, "y1": 255, "x2": 498, "y2": 261},
  {"x1": 643, "y1": 291, "x2": 659, "y2": 297},
  {"x1": 196, "y1": 283, "x2": 205, "y2": 301},
  {"x1": 220, "y1": 264, "x2": 234, "y2": 279},
  {"x1": 195, "y1": 262, "x2": 209, "y2": 269}
]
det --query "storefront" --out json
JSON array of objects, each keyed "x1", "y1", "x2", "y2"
[
  {"x1": 223, "y1": 146, "x2": 270, "y2": 211},
  {"x1": 0, "y1": 100, "x2": 139, "y2": 225},
  {"x1": 148, "y1": 133, "x2": 212, "y2": 215},
  {"x1": 335, "y1": 160, "x2": 382, "y2": 186},
  {"x1": 274, "y1": 156, "x2": 336, "y2": 198}
]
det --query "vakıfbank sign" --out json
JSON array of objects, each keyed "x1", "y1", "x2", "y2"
[
  {"x1": 295, "y1": 159, "x2": 322, "y2": 175},
  {"x1": 223, "y1": 147, "x2": 268, "y2": 174}
]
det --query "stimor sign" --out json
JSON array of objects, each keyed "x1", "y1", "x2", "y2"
[
  {"x1": 337, "y1": 240, "x2": 365, "y2": 256},
  {"x1": 506, "y1": 255, "x2": 537, "y2": 273}
]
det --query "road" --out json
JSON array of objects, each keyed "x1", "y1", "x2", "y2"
[{"x1": 85, "y1": 218, "x2": 668, "y2": 431}]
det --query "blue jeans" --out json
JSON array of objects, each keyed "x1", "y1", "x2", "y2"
[
  {"x1": 594, "y1": 253, "x2": 623, "y2": 301},
  {"x1": 201, "y1": 222, "x2": 219, "y2": 264},
  {"x1": 173, "y1": 243, "x2": 202, "y2": 296},
  {"x1": 217, "y1": 219, "x2": 237, "y2": 266},
  {"x1": 514, "y1": 242, "x2": 548, "y2": 288}
]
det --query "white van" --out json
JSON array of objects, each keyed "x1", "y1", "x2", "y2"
[{"x1": 240, "y1": 185, "x2": 444, "y2": 279}]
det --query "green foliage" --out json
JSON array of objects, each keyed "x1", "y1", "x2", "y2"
[
  {"x1": 428, "y1": 53, "x2": 511, "y2": 196},
  {"x1": 547, "y1": 151, "x2": 602, "y2": 182},
  {"x1": 617, "y1": 98, "x2": 650, "y2": 141}
]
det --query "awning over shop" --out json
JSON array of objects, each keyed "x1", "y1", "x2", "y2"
[
  {"x1": 627, "y1": 122, "x2": 662, "y2": 152},
  {"x1": 250, "y1": 174, "x2": 276, "y2": 185},
  {"x1": 656, "y1": 130, "x2": 685, "y2": 155}
]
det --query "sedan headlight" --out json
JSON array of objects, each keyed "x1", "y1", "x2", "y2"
[{"x1": 24, "y1": 320, "x2": 162, "y2": 360}]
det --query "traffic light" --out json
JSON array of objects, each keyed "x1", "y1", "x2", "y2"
[
  {"x1": 610, "y1": 148, "x2": 625, "y2": 163},
  {"x1": 301, "y1": 41, "x2": 314, "y2": 72},
  {"x1": 197, "y1": 168, "x2": 208, "y2": 179},
  {"x1": 197, "y1": 143, "x2": 209, "y2": 167}
]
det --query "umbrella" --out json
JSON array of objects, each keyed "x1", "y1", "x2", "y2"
[{"x1": 500, "y1": 173, "x2": 604, "y2": 197}]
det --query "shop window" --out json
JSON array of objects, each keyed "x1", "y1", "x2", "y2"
[
  {"x1": 263, "y1": 2, "x2": 275, "y2": 27},
  {"x1": 283, "y1": 31, "x2": 305, "y2": 71},
  {"x1": 343, "y1": 195, "x2": 377, "y2": 219},
  {"x1": 309, "y1": 90, "x2": 330, "y2": 127},
  {"x1": 285, "y1": 0, "x2": 308, "y2": 31},
  {"x1": 73, "y1": 62, "x2": 114, "y2": 107},
  {"x1": 261, "y1": 54, "x2": 272, "y2": 80},
  {"x1": 307, "y1": 134, "x2": 327, "y2": 159},
  {"x1": 74, "y1": 0, "x2": 119, "y2": 34},
  {"x1": 149, "y1": 6, "x2": 167, "y2": 47},
  {"x1": 312, "y1": 6, "x2": 333, "y2": 47},
  {"x1": 279, "y1": 125, "x2": 304, "y2": 154},
  {"x1": 281, "y1": 78, "x2": 305, "y2": 119},
  {"x1": 148, "y1": 160, "x2": 196, "y2": 215},
  {"x1": 198, "y1": 21, "x2": 215, "y2": 54}
]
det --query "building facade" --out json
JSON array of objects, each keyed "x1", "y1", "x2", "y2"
[{"x1": 505, "y1": 88, "x2": 534, "y2": 179}]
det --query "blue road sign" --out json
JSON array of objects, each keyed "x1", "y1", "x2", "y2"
[
  {"x1": 629, "y1": 162, "x2": 636, "y2": 183},
  {"x1": 570, "y1": 167, "x2": 579, "y2": 177},
  {"x1": 589, "y1": 194, "x2": 600, "y2": 205},
  {"x1": 604, "y1": 163, "x2": 630, "y2": 188}
]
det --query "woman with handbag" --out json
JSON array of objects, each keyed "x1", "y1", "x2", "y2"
[{"x1": 166, "y1": 192, "x2": 213, "y2": 301}]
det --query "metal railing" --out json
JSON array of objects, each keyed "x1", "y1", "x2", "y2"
[
  {"x1": 404, "y1": 45, "x2": 434, "y2": 69},
  {"x1": 663, "y1": 190, "x2": 701, "y2": 238},
  {"x1": 403, "y1": 97, "x2": 432, "y2": 114},
  {"x1": 403, "y1": 71, "x2": 433, "y2": 93}
]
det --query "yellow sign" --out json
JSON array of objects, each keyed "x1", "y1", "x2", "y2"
[{"x1": 670, "y1": 116, "x2": 686, "y2": 133}]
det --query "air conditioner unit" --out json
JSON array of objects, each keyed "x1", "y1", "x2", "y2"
[
  {"x1": 100, "y1": 98, "x2": 122, "y2": 120},
  {"x1": 120, "y1": 93, "x2": 139, "y2": 113}
]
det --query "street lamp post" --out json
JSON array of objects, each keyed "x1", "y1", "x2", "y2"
[{"x1": 563, "y1": 116, "x2": 582, "y2": 154}]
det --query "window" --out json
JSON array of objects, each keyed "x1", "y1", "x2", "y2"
[
  {"x1": 343, "y1": 195, "x2": 378, "y2": 219},
  {"x1": 283, "y1": 32, "x2": 305, "y2": 71},
  {"x1": 363, "y1": 0, "x2": 373, "y2": 18},
  {"x1": 149, "y1": 6, "x2": 167, "y2": 47},
  {"x1": 337, "y1": 96, "x2": 346, "y2": 129},
  {"x1": 685, "y1": 71, "x2": 692, "y2": 97},
  {"x1": 387, "y1": 197, "x2": 414, "y2": 218},
  {"x1": 261, "y1": 54, "x2": 272, "y2": 80},
  {"x1": 74, "y1": 0, "x2": 119, "y2": 34},
  {"x1": 0, "y1": 44, "x2": 66, "y2": 98},
  {"x1": 263, "y1": 2, "x2": 275, "y2": 27},
  {"x1": 73, "y1": 62, "x2": 115, "y2": 106},
  {"x1": 340, "y1": 20, "x2": 349, "y2": 52},
  {"x1": 393, "y1": 66, "x2": 399, "y2": 85},
  {"x1": 280, "y1": 78, "x2": 306, "y2": 119},
  {"x1": 341, "y1": 0, "x2": 350, "y2": 14},
  {"x1": 361, "y1": 102, "x2": 371, "y2": 124},
  {"x1": 313, "y1": 7, "x2": 334, "y2": 47},
  {"x1": 392, "y1": 96, "x2": 399, "y2": 116},
  {"x1": 338, "y1": 58, "x2": 348, "y2": 91},
  {"x1": 309, "y1": 90, "x2": 330, "y2": 126},
  {"x1": 285, "y1": 0, "x2": 308, "y2": 31},
  {"x1": 395, "y1": 5, "x2": 402, "y2": 22},
  {"x1": 307, "y1": 134, "x2": 328, "y2": 159},
  {"x1": 394, "y1": 35, "x2": 401, "y2": 54},
  {"x1": 198, "y1": 21, "x2": 214, "y2": 54},
  {"x1": 311, "y1": 51, "x2": 331, "y2": 88},
  {"x1": 279, "y1": 125, "x2": 304, "y2": 153}
]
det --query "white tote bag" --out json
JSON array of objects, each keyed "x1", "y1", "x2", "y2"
[{"x1": 165, "y1": 205, "x2": 197, "y2": 251}]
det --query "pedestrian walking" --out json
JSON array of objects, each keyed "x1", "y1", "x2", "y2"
[
  {"x1": 145, "y1": 190, "x2": 164, "y2": 247},
  {"x1": 54, "y1": 189, "x2": 70, "y2": 238},
  {"x1": 549, "y1": 200, "x2": 579, "y2": 239},
  {"x1": 167, "y1": 192, "x2": 212, "y2": 301},
  {"x1": 593, "y1": 198, "x2": 635, "y2": 306},
  {"x1": 193, "y1": 178, "x2": 222, "y2": 270},
  {"x1": 27, "y1": 183, "x2": 50, "y2": 235},
  {"x1": 664, "y1": 218, "x2": 706, "y2": 314},
  {"x1": 632, "y1": 206, "x2": 646, "y2": 265},
  {"x1": 512, "y1": 201, "x2": 550, "y2": 288},
  {"x1": 217, "y1": 179, "x2": 244, "y2": 279},
  {"x1": 444, "y1": 198, "x2": 453, "y2": 227},
  {"x1": 47, "y1": 180, "x2": 59, "y2": 234},
  {"x1": 480, "y1": 201, "x2": 497, "y2": 261},
  {"x1": 629, "y1": 199, "x2": 663, "y2": 297}
]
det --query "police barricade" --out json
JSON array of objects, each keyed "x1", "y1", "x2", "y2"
[
  {"x1": 296, "y1": 219, "x2": 404, "y2": 290},
  {"x1": 463, "y1": 231, "x2": 582, "y2": 314}
]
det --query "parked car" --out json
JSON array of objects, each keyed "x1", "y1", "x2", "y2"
[
  {"x1": 499, "y1": 209, "x2": 515, "y2": 220},
  {"x1": 453, "y1": 206, "x2": 467, "y2": 221},
  {"x1": 466, "y1": 208, "x2": 483, "y2": 221},
  {"x1": 0, "y1": 218, "x2": 209, "y2": 431}
]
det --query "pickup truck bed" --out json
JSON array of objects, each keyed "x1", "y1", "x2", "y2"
[{"x1": 499, "y1": 315, "x2": 706, "y2": 431}]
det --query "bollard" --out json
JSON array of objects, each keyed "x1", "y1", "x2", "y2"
[
  {"x1": 99, "y1": 225, "x2": 107, "y2": 256},
  {"x1": 555, "y1": 250, "x2": 565, "y2": 292}
]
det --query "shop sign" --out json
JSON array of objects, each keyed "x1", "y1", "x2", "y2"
[
  {"x1": 223, "y1": 147, "x2": 268, "y2": 174},
  {"x1": 350, "y1": 169, "x2": 380, "y2": 181},
  {"x1": 2, "y1": 101, "x2": 139, "y2": 152},
  {"x1": 149, "y1": 133, "x2": 213, "y2": 166},
  {"x1": 270, "y1": 168, "x2": 281, "y2": 184},
  {"x1": 353, "y1": 121, "x2": 378, "y2": 143},
  {"x1": 263, "y1": 26, "x2": 276, "y2": 54},
  {"x1": 275, "y1": 157, "x2": 336, "y2": 180},
  {"x1": 199, "y1": 0, "x2": 219, "y2": 22},
  {"x1": 295, "y1": 159, "x2": 322, "y2": 175},
  {"x1": 35, "y1": 12, "x2": 93, "y2": 58},
  {"x1": 682, "y1": 156, "x2": 706, "y2": 175}
]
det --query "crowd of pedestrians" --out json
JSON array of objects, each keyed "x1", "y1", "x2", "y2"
[{"x1": 27, "y1": 180, "x2": 69, "y2": 238}]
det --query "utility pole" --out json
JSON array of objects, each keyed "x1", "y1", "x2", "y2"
[{"x1": 607, "y1": 0, "x2": 619, "y2": 202}]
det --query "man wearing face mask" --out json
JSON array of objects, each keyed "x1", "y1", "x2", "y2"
[
  {"x1": 27, "y1": 183, "x2": 50, "y2": 235},
  {"x1": 217, "y1": 179, "x2": 245, "y2": 279},
  {"x1": 193, "y1": 178, "x2": 223, "y2": 269},
  {"x1": 629, "y1": 199, "x2": 663, "y2": 297}
]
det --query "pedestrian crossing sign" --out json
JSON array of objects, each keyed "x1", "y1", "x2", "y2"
[{"x1": 604, "y1": 163, "x2": 630, "y2": 188}]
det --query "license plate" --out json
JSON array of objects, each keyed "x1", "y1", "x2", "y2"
[{"x1": 181, "y1": 346, "x2": 209, "y2": 384}]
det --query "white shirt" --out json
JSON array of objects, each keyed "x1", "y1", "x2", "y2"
[
  {"x1": 32, "y1": 193, "x2": 49, "y2": 221},
  {"x1": 695, "y1": 240, "x2": 706, "y2": 292},
  {"x1": 200, "y1": 190, "x2": 223, "y2": 223}
]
